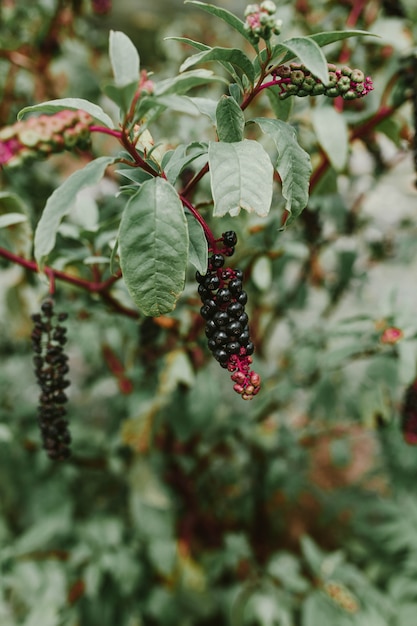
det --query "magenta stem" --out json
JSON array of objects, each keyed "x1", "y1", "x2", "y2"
[
  {"x1": 90, "y1": 126, "x2": 123, "y2": 139},
  {"x1": 180, "y1": 195, "x2": 216, "y2": 250}
]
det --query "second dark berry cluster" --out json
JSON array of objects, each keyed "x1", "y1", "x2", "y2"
[
  {"x1": 31, "y1": 299, "x2": 72, "y2": 460},
  {"x1": 196, "y1": 231, "x2": 261, "y2": 400}
]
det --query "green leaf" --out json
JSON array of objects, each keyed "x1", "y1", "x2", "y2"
[
  {"x1": 180, "y1": 47, "x2": 255, "y2": 84},
  {"x1": 155, "y1": 95, "x2": 217, "y2": 122},
  {"x1": 164, "y1": 36, "x2": 210, "y2": 52},
  {"x1": 253, "y1": 118, "x2": 312, "y2": 225},
  {"x1": 216, "y1": 95, "x2": 245, "y2": 143},
  {"x1": 0, "y1": 213, "x2": 28, "y2": 228},
  {"x1": 103, "y1": 82, "x2": 138, "y2": 116},
  {"x1": 163, "y1": 142, "x2": 208, "y2": 186},
  {"x1": 118, "y1": 178, "x2": 189, "y2": 316},
  {"x1": 208, "y1": 139, "x2": 273, "y2": 217},
  {"x1": 312, "y1": 106, "x2": 349, "y2": 171},
  {"x1": 34, "y1": 156, "x2": 117, "y2": 268},
  {"x1": 185, "y1": 1, "x2": 254, "y2": 45},
  {"x1": 185, "y1": 211, "x2": 208, "y2": 274},
  {"x1": 154, "y1": 69, "x2": 228, "y2": 96},
  {"x1": 302, "y1": 592, "x2": 336, "y2": 626},
  {"x1": 109, "y1": 30, "x2": 140, "y2": 87},
  {"x1": 308, "y1": 29, "x2": 379, "y2": 48},
  {"x1": 281, "y1": 37, "x2": 329, "y2": 83},
  {"x1": 18, "y1": 98, "x2": 115, "y2": 128}
]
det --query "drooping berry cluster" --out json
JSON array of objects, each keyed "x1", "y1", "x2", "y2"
[
  {"x1": 244, "y1": 2, "x2": 283, "y2": 43},
  {"x1": 273, "y1": 63, "x2": 374, "y2": 101},
  {"x1": 31, "y1": 299, "x2": 72, "y2": 460},
  {"x1": 196, "y1": 231, "x2": 261, "y2": 400},
  {"x1": 400, "y1": 380, "x2": 417, "y2": 445},
  {"x1": 0, "y1": 109, "x2": 93, "y2": 168}
]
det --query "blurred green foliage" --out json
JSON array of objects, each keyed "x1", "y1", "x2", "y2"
[{"x1": 1, "y1": 1, "x2": 417, "y2": 625}]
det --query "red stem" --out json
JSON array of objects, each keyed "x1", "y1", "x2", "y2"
[
  {"x1": 90, "y1": 126, "x2": 123, "y2": 139},
  {"x1": 0, "y1": 246, "x2": 122, "y2": 292},
  {"x1": 180, "y1": 196, "x2": 216, "y2": 250}
]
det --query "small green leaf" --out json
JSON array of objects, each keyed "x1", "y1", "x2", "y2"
[
  {"x1": 281, "y1": 37, "x2": 329, "y2": 83},
  {"x1": 0, "y1": 213, "x2": 28, "y2": 228},
  {"x1": 253, "y1": 118, "x2": 312, "y2": 225},
  {"x1": 18, "y1": 98, "x2": 115, "y2": 128},
  {"x1": 34, "y1": 156, "x2": 117, "y2": 268},
  {"x1": 216, "y1": 96, "x2": 245, "y2": 143},
  {"x1": 185, "y1": 1, "x2": 254, "y2": 45},
  {"x1": 164, "y1": 36, "x2": 210, "y2": 52},
  {"x1": 118, "y1": 178, "x2": 189, "y2": 316},
  {"x1": 312, "y1": 106, "x2": 349, "y2": 171},
  {"x1": 109, "y1": 30, "x2": 140, "y2": 87},
  {"x1": 180, "y1": 48, "x2": 255, "y2": 84},
  {"x1": 103, "y1": 82, "x2": 138, "y2": 116},
  {"x1": 185, "y1": 211, "x2": 208, "y2": 274},
  {"x1": 163, "y1": 142, "x2": 208, "y2": 186},
  {"x1": 208, "y1": 139, "x2": 273, "y2": 217},
  {"x1": 154, "y1": 69, "x2": 228, "y2": 96}
]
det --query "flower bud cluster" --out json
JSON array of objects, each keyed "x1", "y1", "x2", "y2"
[
  {"x1": 0, "y1": 109, "x2": 93, "y2": 168},
  {"x1": 196, "y1": 231, "x2": 261, "y2": 400},
  {"x1": 401, "y1": 380, "x2": 417, "y2": 445},
  {"x1": 244, "y1": 2, "x2": 283, "y2": 43},
  {"x1": 274, "y1": 63, "x2": 374, "y2": 101},
  {"x1": 31, "y1": 299, "x2": 71, "y2": 460}
]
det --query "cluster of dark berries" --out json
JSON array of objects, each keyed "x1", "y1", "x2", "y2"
[
  {"x1": 273, "y1": 63, "x2": 373, "y2": 101},
  {"x1": 196, "y1": 231, "x2": 261, "y2": 400},
  {"x1": 400, "y1": 380, "x2": 417, "y2": 445},
  {"x1": 31, "y1": 299, "x2": 71, "y2": 460}
]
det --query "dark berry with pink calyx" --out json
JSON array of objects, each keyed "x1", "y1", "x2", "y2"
[
  {"x1": 196, "y1": 230, "x2": 261, "y2": 400},
  {"x1": 31, "y1": 298, "x2": 72, "y2": 460}
]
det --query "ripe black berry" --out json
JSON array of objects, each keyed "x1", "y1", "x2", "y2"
[
  {"x1": 213, "y1": 311, "x2": 229, "y2": 327},
  {"x1": 227, "y1": 302, "x2": 244, "y2": 318},
  {"x1": 209, "y1": 253, "x2": 225, "y2": 269},
  {"x1": 226, "y1": 321, "x2": 242, "y2": 336},
  {"x1": 222, "y1": 231, "x2": 238, "y2": 247},
  {"x1": 229, "y1": 278, "x2": 243, "y2": 295}
]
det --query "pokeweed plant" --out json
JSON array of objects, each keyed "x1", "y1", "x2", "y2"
[{"x1": 0, "y1": 0, "x2": 376, "y2": 454}]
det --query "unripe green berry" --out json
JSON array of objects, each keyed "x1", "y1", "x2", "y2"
[
  {"x1": 341, "y1": 66, "x2": 352, "y2": 77},
  {"x1": 312, "y1": 83, "x2": 325, "y2": 95},
  {"x1": 302, "y1": 76, "x2": 316, "y2": 92},
  {"x1": 337, "y1": 76, "x2": 351, "y2": 93},
  {"x1": 18, "y1": 129, "x2": 41, "y2": 147},
  {"x1": 291, "y1": 70, "x2": 305, "y2": 85},
  {"x1": 351, "y1": 69, "x2": 364, "y2": 83},
  {"x1": 343, "y1": 90, "x2": 357, "y2": 100},
  {"x1": 260, "y1": 0, "x2": 277, "y2": 14},
  {"x1": 327, "y1": 72, "x2": 338, "y2": 87},
  {"x1": 325, "y1": 87, "x2": 339, "y2": 98}
]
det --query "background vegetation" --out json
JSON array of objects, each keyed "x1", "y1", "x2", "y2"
[{"x1": 1, "y1": 1, "x2": 417, "y2": 625}]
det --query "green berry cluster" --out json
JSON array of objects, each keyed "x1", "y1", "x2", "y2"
[
  {"x1": 0, "y1": 109, "x2": 93, "y2": 168},
  {"x1": 244, "y1": 2, "x2": 283, "y2": 43},
  {"x1": 275, "y1": 63, "x2": 374, "y2": 101}
]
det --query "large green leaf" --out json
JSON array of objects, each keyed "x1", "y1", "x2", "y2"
[
  {"x1": 208, "y1": 140, "x2": 273, "y2": 217},
  {"x1": 253, "y1": 118, "x2": 312, "y2": 225},
  {"x1": 185, "y1": 1, "x2": 254, "y2": 45},
  {"x1": 155, "y1": 95, "x2": 217, "y2": 123},
  {"x1": 109, "y1": 30, "x2": 140, "y2": 87},
  {"x1": 18, "y1": 98, "x2": 115, "y2": 128},
  {"x1": 180, "y1": 48, "x2": 255, "y2": 84},
  {"x1": 118, "y1": 178, "x2": 189, "y2": 316},
  {"x1": 312, "y1": 105, "x2": 349, "y2": 172},
  {"x1": 34, "y1": 156, "x2": 117, "y2": 268},
  {"x1": 263, "y1": 30, "x2": 377, "y2": 72},
  {"x1": 281, "y1": 37, "x2": 329, "y2": 83},
  {"x1": 216, "y1": 95, "x2": 245, "y2": 143}
]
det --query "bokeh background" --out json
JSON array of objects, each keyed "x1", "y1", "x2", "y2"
[{"x1": 1, "y1": 1, "x2": 417, "y2": 625}]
